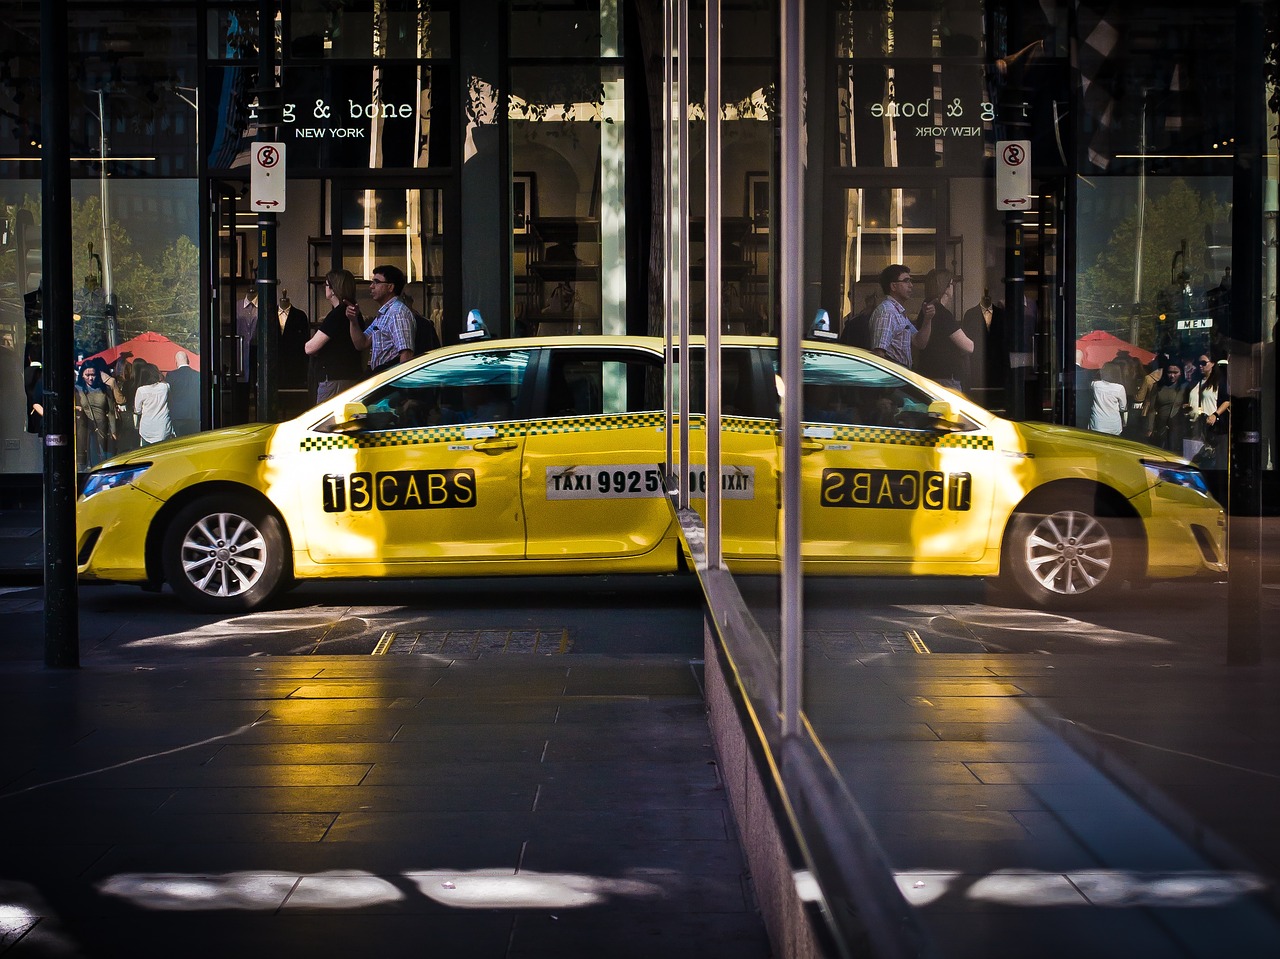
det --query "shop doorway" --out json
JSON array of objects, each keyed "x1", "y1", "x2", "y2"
[{"x1": 208, "y1": 178, "x2": 452, "y2": 429}]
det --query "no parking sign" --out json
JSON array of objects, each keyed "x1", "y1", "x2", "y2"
[
  {"x1": 996, "y1": 140, "x2": 1030, "y2": 211},
  {"x1": 251, "y1": 142, "x2": 287, "y2": 212}
]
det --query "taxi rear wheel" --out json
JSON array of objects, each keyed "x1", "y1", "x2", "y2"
[
  {"x1": 162, "y1": 496, "x2": 286, "y2": 612},
  {"x1": 1003, "y1": 503, "x2": 1126, "y2": 609}
]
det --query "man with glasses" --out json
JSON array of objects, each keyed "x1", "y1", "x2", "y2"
[
  {"x1": 347, "y1": 264, "x2": 416, "y2": 374},
  {"x1": 867, "y1": 263, "x2": 934, "y2": 369}
]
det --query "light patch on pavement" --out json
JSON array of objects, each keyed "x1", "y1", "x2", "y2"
[
  {"x1": 97, "y1": 868, "x2": 663, "y2": 911},
  {"x1": 895, "y1": 868, "x2": 1268, "y2": 908}
]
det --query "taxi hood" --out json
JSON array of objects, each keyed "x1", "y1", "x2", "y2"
[
  {"x1": 94, "y1": 423, "x2": 277, "y2": 468},
  {"x1": 1012, "y1": 420, "x2": 1189, "y2": 462}
]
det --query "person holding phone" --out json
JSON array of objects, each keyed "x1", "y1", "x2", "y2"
[{"x1": 305, "y1": 268, "x2": 365, "y2": 402}]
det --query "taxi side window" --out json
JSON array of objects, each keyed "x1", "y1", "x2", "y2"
[
  {"x1": 789, "y1": 351, "x2": 934, "y2": 429},
  {"x1": 544, "y1": 353, "x2": 665, "y2": 418},
  {"x1": 353, "y1": 350, "x2": 533, "y2": 430},
  {"x1": 682, "y1": 349, "x2": 761, "y2": 416}
]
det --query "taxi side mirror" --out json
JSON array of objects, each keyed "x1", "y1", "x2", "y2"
[
  {"x1": 334, "y1": 402, "x2": 368, "y2": 432},
  {"x1": 927, "y1": 400, "x2": 965, "y2": 431}
]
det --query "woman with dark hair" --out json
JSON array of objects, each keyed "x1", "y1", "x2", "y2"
[
  {"x1": 132, "y1": 361, "x2": 175, "y2": 446},
  {"x1": 1190, "y1": 352, "x2": 1230, "y2": 467},
  {"x1": 74, "y1": 359, "x2": 116, "y2": 468},
  {"x1": 1145, "y1": 359, "x2": 1191, "y2": 452},
  {"x1": 106, "y1": 354, "x2": 139, "y2": 452}
]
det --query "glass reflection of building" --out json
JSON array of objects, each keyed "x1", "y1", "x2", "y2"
[{"x1": 1, "y1": 1, "x2": 1275, "y2": 495}]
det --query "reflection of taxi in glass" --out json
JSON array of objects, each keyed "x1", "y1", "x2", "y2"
[{"x1": 76, "y1": 336, "x2": 1226, "y2": 612}]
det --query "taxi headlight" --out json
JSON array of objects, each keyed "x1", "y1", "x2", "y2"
[
  {"x1": 81, "y1": 464, "x2": 150, "y2": 500},
  {"x1": 1142, "y1": 459, "x2": 1210, "y2": 497}
]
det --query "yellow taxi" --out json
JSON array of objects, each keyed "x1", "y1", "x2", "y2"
[{"x1": 76, "y1": 335, "x2": 1226, "y2": 612}]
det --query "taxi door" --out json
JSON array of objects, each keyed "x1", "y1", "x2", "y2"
[
  {"x1": 691, "y1": 347, "x2": 779, "y2": 562},
  {"x1": 788, "y1": 349, "x2": 995, "y2": 570},
  {"x1": 297, "y1": 349, "x2": 534, "y2": 567},
  {"x1": 522, "y1": 347, "x2": 673, "y2": 561}
]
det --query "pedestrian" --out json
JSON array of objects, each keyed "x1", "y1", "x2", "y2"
[
  {"x1": 305, "y1": 269, "x2": 365, "y2": 402},
  {"x1": 1190, "y1": 352, "x2": 1229, "y2": 467},
  {"x1": 104, "y1": 353, "x2": 140, "y2": 452},
  {"x1": 167, "y1": 350, "x2": 201, "y2": 436},
  {"x1": 1145, "y1": 360, "x2": 1191, "y2": 452},
  {"x1": 867, "y1": 264, "x2": 933, "y2": 368},
  {"x1": 838, "y1": 291, "x2": 878, "y2": 349},
  {"x1": 914, "y1": 268, "x2": 971, "y2": 391},
  {"x1": 348, "y1": 264, "x2": 415, "y2": 374},
  {"x1": 74, "y1": 359, "x2": 116, "y2": 469},
  {"x1": 132, "y1": 361, "x2": 175, "y2": 446},
  {"x1": 1088, "y1": 360, "x2": 1128, "y2": 435}
]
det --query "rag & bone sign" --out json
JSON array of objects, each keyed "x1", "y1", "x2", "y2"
[{"x1": 249, "y1": 96, "x2": 418, "y2": 139}]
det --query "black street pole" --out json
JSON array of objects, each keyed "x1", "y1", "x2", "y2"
[
  {"x1": 1225, "y1": 0, "x2": 1265, "y2": 666},
  {"x1": 255, "y1": 0, "x2": 278, "y2": 423},
  {"x1": 41, "y1": 0, "x2": 79, "y2": 668}
]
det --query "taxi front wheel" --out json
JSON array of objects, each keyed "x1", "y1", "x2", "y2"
[
  {"x1": 162, "y1": 496, "x2": 287, "y2": 612},
  {"x1": 1003, "y1": 505, "x2": 1127, "y2": 610}
]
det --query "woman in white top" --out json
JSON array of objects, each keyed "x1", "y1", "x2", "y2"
[
  {"x1": 1088, "y1": 360, "x2": 1128, "y2": 435},
  {"x1": 1192, "y1": 353, "x2": 1229, "y2": 427},
  {"x1": 133, "y1": 361, "x2": 175, "y2": 445}
]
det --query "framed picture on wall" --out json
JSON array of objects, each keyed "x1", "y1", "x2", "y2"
[
  {"x1": 513, "y1": 173, "x2": 536, "y2": 234},
  {"x1": 746, "y1": 173, "x2": 770, "y2": 233}
]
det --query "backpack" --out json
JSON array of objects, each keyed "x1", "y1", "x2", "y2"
[
  {"x1": 413, "y1": 310, "x2": 440, "y2": 355},
  {"x1": 839, "y1": 310, "x2": 871, "y2": 349}
]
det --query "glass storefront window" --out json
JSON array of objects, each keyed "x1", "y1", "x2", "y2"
[
  {"x1": 207, "y1": 5, "x2": 260, "y2": 60},
  {"x1": 509, "y1": 0, "x2": 622, "y2": 60},
  {"x1": 509, "y1": 63, "x2": 625, "y2": 336},
  {"x1": 289, "y1": 0, "x2": 453, "y2": 60},
  {"x1": 2, "y1": 4, "x2": 200, "y2": 476}
]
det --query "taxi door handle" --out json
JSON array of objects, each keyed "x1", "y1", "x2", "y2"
[
  {"x1": 800, "y1": 438, "x2": 825, "y2": 455},
  {"x1": 474, "y1": 439, "x2": 519, "y2": 455}
]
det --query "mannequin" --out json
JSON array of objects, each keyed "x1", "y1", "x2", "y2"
[
  {"x1": 273, "y1": 288, "x2": 311, "y2": 401},
  {"x1": 962, "y1": 288, "x2": 1008, "y2": 409}
]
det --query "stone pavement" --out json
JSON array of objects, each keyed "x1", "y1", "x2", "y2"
[
  {"x1": 6, "y1": 507, "x2": 1280, "y2": 957},
  {"x1": 0, "y1": 653, "x2": 770, "y2": 958}
]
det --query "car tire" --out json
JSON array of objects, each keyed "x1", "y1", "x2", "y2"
[
  {"x1": 1002, "y1": 501, "x2": 1129, "y2": 610},
  {"x1": 162, "y1": 495, "x2": 287, "y2": 613}
]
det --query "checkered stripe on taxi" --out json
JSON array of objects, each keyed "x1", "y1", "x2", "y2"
[
  {"x1": 298, "y1": 412, "x2": 668, "y2": 451},
  {"x1": 812, "y1": 426, "x2": 995, "y2": 449},
  {"x1": 299, "y1": 423, "x2": 523, "y2": 451},
  {"x1": 297, "y1": 418, "x2": 994, "y2": 451}
]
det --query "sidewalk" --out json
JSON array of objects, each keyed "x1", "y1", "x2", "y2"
[
  {"x1": 0, "y1": 653, "x2": 770, "y2": 958},
  {"x1": 5, "y1": 511, "x2": 1280, "y2": 957}
]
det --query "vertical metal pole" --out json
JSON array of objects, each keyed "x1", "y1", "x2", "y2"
[
  {"x1": 255, "y1": 0, "x2": 278, "y2": 422},
  {"x1": 41, "y1": 0, "x2": 79, "y2": 668},
  {"x1": 676, "y1": 0, "x2": 691, "y2": 507},
  {"x1": 704, "y1": 0, "x2": 722, "y2": 567},
  {"x1": 779, "y1": 0, "x2": 804, "y2": 737},
  {"x1": 1226, "y1": 0, "x2": 1265, "y2": 665},
  {"x1": 663, "y1": 0, "x2": 674, "y2": 475},
  {"x1": 1005, "y1": 210, "x2": 1026, "y2": 419}
]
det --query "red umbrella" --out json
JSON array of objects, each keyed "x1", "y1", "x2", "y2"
[
  {"x1": 83, "y1": 332, "x2": 201, "y2": 373},
  {"x1": 1075, "y1": 330, "x2": 1154, "y2": 370}
]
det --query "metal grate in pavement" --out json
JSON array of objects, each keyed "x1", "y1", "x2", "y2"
[
  {"x1": 809, "y1": 628, "x2": 932, "y2": 657},
  {"x1": 372, "y1": 628, "x2": 573, "y2": 656}
]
